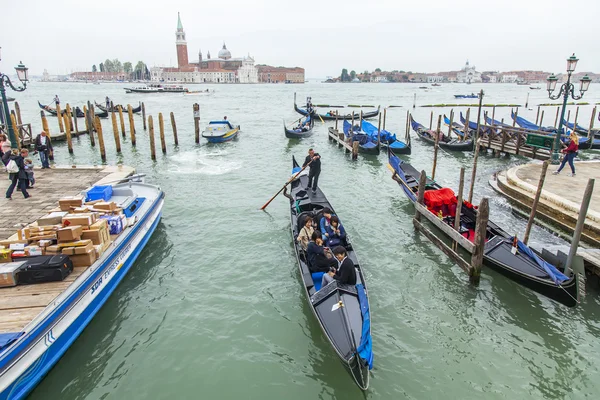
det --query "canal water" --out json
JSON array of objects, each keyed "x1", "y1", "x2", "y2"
[{"x1": 11, "y1": 82, "x2": 600, "y2": 399}]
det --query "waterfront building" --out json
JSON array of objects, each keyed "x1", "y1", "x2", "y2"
[
  {"x1": 256, "y1": 65, "x2": 305, "y2": 83},
  {"x1": 501, "y1": 74, "x2": 519, "y2": 83},
  {"x1": 456, "y1": 60, "x2": 482, "y2": 83},
  {"x1": 427, "y1": 75, "x2": 444, "y2": 83}
]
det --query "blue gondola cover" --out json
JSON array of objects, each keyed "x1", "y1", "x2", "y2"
[
  {"x1": 512, "y1": 238, "x2": 569, "y2": 284},
  {"x1": 356, "y1": 284, "x2": 373, "y2": 369}
]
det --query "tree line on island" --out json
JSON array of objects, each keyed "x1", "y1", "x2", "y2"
[
  {"x1": 332, "y1": 68, "x2": 414, "y2": 83},
  {"x1": 91, "y1": 59, "x2": 150, "y2": 80}
]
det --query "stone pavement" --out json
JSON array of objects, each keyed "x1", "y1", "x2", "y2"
[{"x1": 0, "y1": 165, "x2": 135, "y2": 240}]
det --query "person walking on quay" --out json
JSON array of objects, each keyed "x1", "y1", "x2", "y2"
[
  {"x1": 0, "y1": 134, "x2": 10, "y2": 161},
  {"x1": 302, "y1": 148, "x2": 321, "y2": 193},
  {"x1": 34, "y1": 131, "x2": 53, "y2": 169},
  {"x1": 553, "y1": 132, "x2": 579, "y2": 177},
  {"x1": 5, "y1": 148, "x2": 31, "y2": 200}
]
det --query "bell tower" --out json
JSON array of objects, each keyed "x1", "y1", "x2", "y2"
[{"x1": 175, "y1": 12, "x2": 189, "y2": 68}]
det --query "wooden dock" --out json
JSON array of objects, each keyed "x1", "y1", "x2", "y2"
[
  {"x1": 477, "y1": 124, "x2": 552, "y2": 160},
  {"x1": 327, "y1": 127, "x2": 359, "y2": 159}
]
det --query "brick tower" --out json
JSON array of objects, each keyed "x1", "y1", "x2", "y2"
[{"x1": 175, "y1": 12, "x2": 189, "y2": 68}]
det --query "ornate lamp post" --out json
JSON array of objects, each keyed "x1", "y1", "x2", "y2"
[
  {"x1": 546, "y1": 54, "x2": 592, "y2": 163},
  {"x1": 0, "y1": 51, "x2": 29, "y2": 148}
]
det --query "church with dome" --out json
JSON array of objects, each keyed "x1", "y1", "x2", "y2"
[{"x1": 150, "y1": 13, "x2": 259, "y2": 83}]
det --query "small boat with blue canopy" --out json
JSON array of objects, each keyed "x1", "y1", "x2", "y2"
[
  {"x1": 202, "y1": 120, "x2": 240, "y2": 143},
  {"x1": 284, "y1": 116, "x2": 314, "y2": 139},
  {"x1": 411, "y1": 115, "x2": 473, "y2": 151},
  {"x1": 387, "y1": 150, "x2": 578, "y2": 307},
  {"x1": 0, "y1": 176, "x2": 165, "y2": 398},
  {"x1": 360, "y1": 120, "x2": 411, "y2": 154},
  {"x1": 288, "y1": 156, "x2": 373, "y2": 390},
  {"x1": 342, "y1": 120, "x2": 380, "y2": 155},
  {"x1": 454, "y1": 93, "x2": 478, "y2": 99}
]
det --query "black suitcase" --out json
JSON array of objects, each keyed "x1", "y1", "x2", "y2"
[{"x1": 17, "y1": 255, "x2": 74, "y2": 285}]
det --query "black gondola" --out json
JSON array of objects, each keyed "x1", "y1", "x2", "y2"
[
  {"x1": 387, "y1": 149, "x2": 578, "y2": 307},
  {"x1": 410, "y1": 115, "x2": 474, "y2": 151},
  {"x1": 342, "y1": 121, "x2": 380, "y2": 155},
  {"x1": 294, "y1": 102, "x2": 380, "y2": 121},
  {"x1": 288, "y1": 156, "x2": 373, "y2": 390},
  {"x1": 94, "y1": 101, "x2": 142, "y2": 114},
  {"x1": 38, "y1": 101, "x2": 85, "y2": 118},
  {"x1": 284, "y1": 116, "x2": 314, "y2": 139}
]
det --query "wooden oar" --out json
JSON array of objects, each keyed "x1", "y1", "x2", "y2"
[{"x1": 260, "y1": 159, "x2": 313, "y2": 210}]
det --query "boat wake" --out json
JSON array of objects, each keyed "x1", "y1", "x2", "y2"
[{"x1": 167, "y1": 150, "x2": 242, "y2": 175}]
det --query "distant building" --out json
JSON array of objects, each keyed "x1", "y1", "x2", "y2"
[
  {"x1": 427, "y1": 75, "x2": 444, "y2": 83},
  {"x1": 456, "y1": 60, "x2": 481, "y2": 83},
  {"x1": 501, "y1": 74, "x2": 518, "y2": 83},
  {"x1": 70, "y1": 71, "x2": 128, "y2": 81},
  {"x1": 371, "y1": 75, "x2": 389, "y2": 83},
  {"x1": 481, "y1": 71, "x2": 499, "y2": 83},
  {"x1": 257, "y1": 66, "x2": 305, "y2": 83}
]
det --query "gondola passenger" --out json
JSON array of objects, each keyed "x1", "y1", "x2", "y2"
[
  {"x1": 321, "y1": 246, "x2": 357, "y2": 288},
  {"x1": 325, "y1": 216, "x2": 346, "y2": 247},
  {"x1": 296, "y1": 216, "x2": 314, "y2": 251},
  {"x1": 307, "y1": 231, "x2": 337, "y2": 273},
  {"x1": 319, "y1": 208, "x2": 334, "y2": 241}
]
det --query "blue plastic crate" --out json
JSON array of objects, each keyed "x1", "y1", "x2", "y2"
[{"x1": 86, "y1": 185, "x2": 113, "y2": 202}]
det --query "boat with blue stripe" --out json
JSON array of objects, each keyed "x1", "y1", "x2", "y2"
[
  {"x1": 288, "y1": 156, "x2": 373, "y2": 390},
  {"x1": 0, "y1": 178, "x2": 165, "y2": 399},
  {"x1": 202, "y1": 120, "x2": 240, "y2": 143},
  {"x1": 360, "y1": 120, "x2": 411, "y2": 154}
]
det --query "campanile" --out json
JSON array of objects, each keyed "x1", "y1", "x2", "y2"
[{"x1": 175, "y1": 12, "x2": 189, "y2": 68}]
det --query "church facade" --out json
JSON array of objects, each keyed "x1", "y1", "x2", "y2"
[
  {"x1": 456, "y1": 60, "x2": 482, "y2": 83},
  {"x1": 151, "y1": 13, "x2": 259, "y2": 84}
]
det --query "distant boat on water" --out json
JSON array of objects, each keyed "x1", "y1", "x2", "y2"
[
  {"x1": 431, "y1": 83, "x2": 441, "y2": 87},
  {"x1": 454, "y1": 93, "x2": 479, "y2": 99},
  {"x1": 530, "y1": 86, "x2": 541, "y2": 90},
  {"x1": 124, "y1": 84, "x2": 188, "y2": 93}
]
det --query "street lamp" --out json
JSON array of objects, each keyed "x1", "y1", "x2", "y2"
[
  {"x1": 546, "y1": 53, "x2": 591, "y2": 163},
  {"x1": 0, "y1": 57, "x2": 29, "y2": 149}
]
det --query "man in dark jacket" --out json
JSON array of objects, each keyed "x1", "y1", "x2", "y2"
[
  {"x1": 321, "y1": 246, "x2": 357, "y2": 288},
  {"x1": 302, "y1": 148, "x2": 321, "y2": 193},
  {"x1": 6, "y1": 148, "x2": 31, "y2": 199},
  {"x1": 306, "y1": 231, "x2": 337, "y2": 273},
  {"x1": 34, "y1": 131, "x2": 52, "y2": 169}
]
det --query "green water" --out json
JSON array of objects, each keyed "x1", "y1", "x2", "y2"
[{"x1": 9, "y1": 82, "x2": 600, "y2": 399}]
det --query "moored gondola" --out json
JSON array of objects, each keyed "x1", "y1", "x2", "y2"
[
  {"x1": 511, "y1": 112, "x2": 599, "y2": 149},
  {"x1": 95, "y1": 101, "x2": 142, "y2": 114},
  {"x1": 294, "y1": 98, "x2": 380, "y2": 121},
  {"x1": 288, "y1": 156, "x2": 373, "y2": 390},
  {"x1": 361, "y1": 120, "x2": 411, "y2": 154},
  {"x1": 343, "y1": 121, "x2": 379, "y2": 155},
  {"x1": 38, "y1": 101, "x2": 85, "y2": 118},
  {"x1": 410, "y1": 115, "x2": 473, "y2": 151},
  {"x1": 387, "y1": 149, "x2": 579, "y2": 307},
  {"x1": 284, "y1": 116, "x2": 314, "y2": 139}
]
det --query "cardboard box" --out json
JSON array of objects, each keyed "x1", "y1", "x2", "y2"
[
  {"x1": 57, "y1": 226, "x2": 84, "y2": 242},
  {"x1": 69, "y1": 249, "x2": 97, "y2": 268},
  {"x1": 37, "y1": 212, "x2": 69, "y2": 226},
  {"x1": 0, "y1": 249, "x2": 12, "y2": 264},
  {"x1": 45, "y1": 245, "x2": 61, "y2": 254},
  {"x1": 61, "y1": 242, "x2": 94, "y2": 256},
  {"x1": 55, "y1": 239, "x2": 92, "y2": 249},
  {"x1": 93, "y1": 202, "x2": 117, "y2": 211},
  {"x1": 58, "y1": 195, "x2": 84, "y2": 211},
  {"x1": 62, "y1": 214, "x2": 95, "y2": 228},
  {"x1": 25, "y1": 245, "x2": 43, "y2": 256},
  {"x1": 0, "y1": 262, "x2": 26, "y2": 287},
  {"x1": 9, "y1": 243, "x2": 25, "y2": 251},
  {"x1": 38, "y1": 239, "x2": 54, "y2": 248}
]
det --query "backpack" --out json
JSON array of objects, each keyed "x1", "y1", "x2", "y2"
[{"x1": 5, "y1": 159, "x2": 19, "y2": 174}]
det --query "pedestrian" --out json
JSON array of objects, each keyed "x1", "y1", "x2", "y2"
[
  {"x1": 5, "y1": 148, "x2": 31, "y2": 199},
  {"x1": 302, "y1": 148, "x2": 321, "y2": 193},
  {"x1": 0, "y1": 133, "x2": 10, "y2": 161},
  {"x1": 24, "y1": 158, "x2": 35, "y2": 188},
  {"x1": 553, "y1": 131, "x2": 579, "y2": 177},
  {"x1": 34, "y1": 131, "x2": 53, "y2": 169}
]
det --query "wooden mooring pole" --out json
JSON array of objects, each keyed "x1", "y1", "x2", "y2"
[
  {"x1": 118, "y1": 105, "x2": 126, "y2": 137},
  {"x1": 587, "y1": 107, "x2": 597, "y2": 143},
  {"x1": 432, "y1": 115, "x2": 441, "y2": 180},
  {"x1": 158, "y1": 113, "x2": 167, "y2": 154},
  {"x1": 10, "y1": 114, "x2": 20, "y2": 150},
  {"x1": 535, "y1": 106, "x2": 541, "y2": 125},
  {"x1": 128, "y1": 105, "x2": 136, "y2": 146},
  {"x1": 467, "y1": 132, "x2": 481, "y2": 204},
  {"x1": 474, "y1": 90, "x2": 484, "y2": 143},
  {"x1": 56, "y1": 104, "x2": 64, "y2": 133},
  {"x1": 523, "y1": 160, "x2": 549, "y2": 245},
  {"x1": 94, "y1": 116, "x2": 106, "y2": 162},
  {"x1": 447, "y1": 109, "x2": 454, "y2": 138},
  {"x1": 193, "y1": 103, "x2": 200, "y2": 144},
  {"x1": 565, "y1": 179, "x2": 595, "y2": 276},
  {"x1": 554, "y1": 106, "x2": 560, "y2": 128},
  {"x1": 110, "y1": 104, "x2": 121, "y2": 153},
  {"x1": 14, "y1": 102, "x2": 22, "y2": 125},
  {"x1": 40, "y1": 111, "x2": 50, "y2": 136},
  {"x1": 148, "y1": 115, "x2": 156, "y2": 161},
  {"x1": 429, "y1": 110, "x2": 433, "y2": 130},
  {"x1": 453, "y1": 167, "x2": 465, "y2": 251},
  {"x1": 88, "y1": 103, "x2": 96, "y2": 147},
  {"x1": 83, "y1": 105, "x2": 89, "y2": 133},
  {"x1": 170, "y1": 112, "x2": 178, "y2": 145},
  {"x1": 64, "y1": 104, "x2": 73, "y2": 154},
  {"x1": 470, "y1": 197, "x2": 489, "y2": 284},
  {"x1": 142, "y1": 102, "x2": 147, "y2": 130},
  {"x1": 383, "y1": 108, "x2": 387, "y2": 131}
]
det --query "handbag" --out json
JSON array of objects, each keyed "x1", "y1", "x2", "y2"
[{"x1": 6, "y1": 159, "x2": 19, "y2": 174}]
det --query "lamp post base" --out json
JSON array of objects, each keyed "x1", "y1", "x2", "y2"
[{"x1": 550, "y1": 150, "x2": 561, "y2": 165}]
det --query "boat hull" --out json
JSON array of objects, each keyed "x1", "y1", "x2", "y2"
[
  {"x1": 295, "y1": 103, "x2": 379, "y2": 121},
  {"x1": 0, "y1": 190, "x2": 165, "y2": 400},
  {"x1": 203, "y1": 128, "x2": 240, "y2": 143},
  {"x1": 285, "y1": 128, "x2": 313, "y2": 139}
]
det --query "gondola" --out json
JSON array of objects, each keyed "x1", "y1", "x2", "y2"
[
  {"x1": 38, "y1": 101, "x2": 85, "y2": 118},
  {"x1": 361, "y1": 120, "x2": 411, "y2": 154},
  {"x1": 95, "y1": 101, "x2": 142, "y2": 114},
  {"x1": 410, "y1": 115, "x2": 473, "y2": 151},
  {"x1": 288, "y1": 156, "x2": 373, "y2": 389},
  {"x1": 284, "y1": 116, "x2": 314, "y2": 139},
  {"x1": 342, "y1": 120, "x2": 380, "y2": 155},
  {"x1": 512, "y1": 112, "x2": 599, "y2": 149},
  {"x1": 294, "y1": 102, "x2": 380, "y2": 121},
  {"x1": 387, "y1": 149, "x2": 579, "y2": 307}
]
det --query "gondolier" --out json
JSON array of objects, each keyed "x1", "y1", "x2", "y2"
[
  {"x1": 302, "y1": 148, "x2": 321, "y2": 193},
  {"x1": 53, "y1": 94, "x2": 60, "y2": 105}
]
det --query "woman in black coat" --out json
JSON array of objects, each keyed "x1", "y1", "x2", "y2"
[{"x1": 5, "y1": 148, "x2": 31, "y2": 199}]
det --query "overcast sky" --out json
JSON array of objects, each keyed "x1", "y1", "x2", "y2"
[{"x1": 1, "y1": 0, "x2": 598, "y2": 78}]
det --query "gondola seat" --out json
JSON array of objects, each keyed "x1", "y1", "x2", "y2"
[{"x1": 311, "y1": 272, "x2": 325, "y2": 291}]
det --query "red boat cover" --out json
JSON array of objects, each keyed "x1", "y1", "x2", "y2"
[{"x1": 424, "y1": 188, "x2": 457, "y2": 216}]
